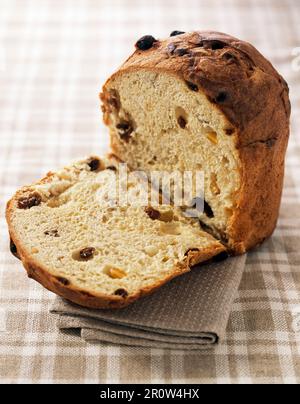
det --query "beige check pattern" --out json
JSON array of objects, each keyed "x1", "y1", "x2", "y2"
[{"x1": 0, "y1": 0, "x2": 300, "y2": 384}]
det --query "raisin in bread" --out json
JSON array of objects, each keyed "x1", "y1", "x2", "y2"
[
  {"x1": 6, "y1": 157, "x2": 225, "y2": 309},
  {"x1": 101, "y1": 31, "x2": 291, "y2": 254}
]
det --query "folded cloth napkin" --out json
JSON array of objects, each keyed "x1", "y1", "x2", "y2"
[{"x1": 51, "y1": 255, "x2": 246, "y2": 350}]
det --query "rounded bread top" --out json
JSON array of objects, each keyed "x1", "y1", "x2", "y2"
[{"x1": 113, "y1": 31, "x2": 291, "y2": 146}]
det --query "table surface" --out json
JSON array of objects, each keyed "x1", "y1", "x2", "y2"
[{"x1": 0, "y1": 0, "x2": 299, "y2": 384}]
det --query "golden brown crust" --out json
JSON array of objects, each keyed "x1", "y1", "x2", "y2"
[
  {"x1": 6, "y1": 164, "x2": 225, "y2": 310},
  {"x1": 102, "y1": 31, "x2": 291, "y2": 254},
  {"x1": 228, "y1": 131, "x2": 288, "y2": 254}
]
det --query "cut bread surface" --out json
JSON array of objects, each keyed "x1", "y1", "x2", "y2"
[
  {"x1": 102, "y1": 70, "x2": 241, "y2": 241},
  {"x1": 7, "y1": 157, "x2": 225, "y2": 309}
]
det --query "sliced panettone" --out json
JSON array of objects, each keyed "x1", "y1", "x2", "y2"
[{"x1": 6, "y1": 157, "x2": 226, "y2": 309}]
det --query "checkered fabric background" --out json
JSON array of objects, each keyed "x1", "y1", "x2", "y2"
[{"x1": 0, "y1": 0, "x2": 299, "y2": 384}]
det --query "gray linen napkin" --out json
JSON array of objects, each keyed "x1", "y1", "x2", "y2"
[{"x1": 51, "y1": 255, "x2": 246, "y2": 350}]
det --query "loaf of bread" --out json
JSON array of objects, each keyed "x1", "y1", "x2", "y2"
[
  {"x1": 6, "y1": 157, "x2": 226, "y2": 309},
  {"x1": 6, "y1": 31, "x2": 291, "y2": 309},
  {"x1": 101, "y1": 31, "x2": 291, "y2": 254}
]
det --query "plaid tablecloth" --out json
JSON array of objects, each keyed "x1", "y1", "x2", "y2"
[{"x1": 0, "y1": 0, "x2": 299, "y2": 384}]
